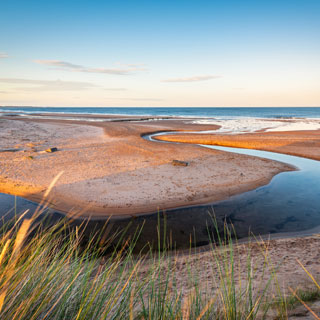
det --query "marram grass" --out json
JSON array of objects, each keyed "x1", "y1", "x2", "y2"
[{"x1": 0, "y1": 209, "x2": 318, "y2": 319}]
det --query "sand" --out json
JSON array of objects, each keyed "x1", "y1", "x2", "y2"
[
  {"x1": 0, "y1": 116, "x2": 293, "y2": 217},
  {"x1": 155, "y1": 130, "x2": 320, "y2": 161},
  {"x1": 1, "y1": 114, "x2": 320, "y2": 314},
  {"x1": 147, "y1": 234, "x2": 320, "y2": 319}
]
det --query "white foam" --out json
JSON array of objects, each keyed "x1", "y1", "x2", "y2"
[{"x1": 193, "y1": 118, "x2": 320, "y2": 134}]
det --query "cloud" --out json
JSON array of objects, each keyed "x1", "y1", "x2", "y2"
[
  {"x1": 34, "y1": 60, "x2": 147, "y2": 75},
  {"x1": 0, "y1": 52, "x2": 8, "y2": 59},
  {"x1": 37, "y1": 60, "x2": 83, "y2": 69},
  {"x1": 101, "y1": 97, "x2": 163, "y2": 101},
  {"x1": 0, "y1": 78, "x2": 97, "y2": 91},
  {"x1": 104, "y1": 88, "x2": 127, "y2": 91},
  {"x1": 115, "y1": 62, "x2": 146, "y2": 68},
  {"x1": 162, "y1": 75, "x2": 221, "y2": 83},
  {"x1": 117, "y1": 98, "x2": 164, "y2": 101}
]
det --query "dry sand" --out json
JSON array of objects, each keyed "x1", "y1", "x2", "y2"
[
  {"x1": 0, "y1": 116, "x2": 293, "y2": 217},
  {"x1": 143, "y1": 234, "x2": 320, "y2": 319}
]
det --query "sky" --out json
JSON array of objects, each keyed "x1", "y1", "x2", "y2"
[{"x1": 0, "y1": 0, "x2": 320, "y2": 107}]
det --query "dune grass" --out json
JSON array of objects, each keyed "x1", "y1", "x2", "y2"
[{"x1": 0, "y1": 208, "x2": 318, "y2": 319}]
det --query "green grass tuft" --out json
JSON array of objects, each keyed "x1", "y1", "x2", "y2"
[{"x1": 0, "y1": 209, "x2": 318, "y2": 319}]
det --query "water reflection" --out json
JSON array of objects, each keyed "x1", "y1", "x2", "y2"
[
  {"x1": 1, "y1": 142, "x2": 320, "y2": 249},
  {"x1": 201, "y1": 145, "x2": 320, "y2": 237}
]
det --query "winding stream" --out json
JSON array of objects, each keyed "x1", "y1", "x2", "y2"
[
  {"x1": 145, "y1": 132, "x2": 320, "y2": 241},
  {"x1": 1, "y1": 131, "x2": 320, "y2": 249},
  {"x1": 198, "y1": 145, "x2": 320, "y2": 237}
]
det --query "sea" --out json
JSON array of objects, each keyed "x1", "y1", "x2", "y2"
[
  {"x1": 1, "y1": 106, "x2": 320, "y2": 119},
  {"x1": 1, "y1": 106, "x2": 320, "y2": 133}
]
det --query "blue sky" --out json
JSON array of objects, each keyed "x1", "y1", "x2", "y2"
[{"x1": 0, "y1": 0, "x2": 319, "y2": 107}]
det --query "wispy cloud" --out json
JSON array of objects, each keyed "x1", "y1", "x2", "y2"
[
  {"x1": 104, "y1": 88, "x2": 127, "y2": 91},
  {"x1": 0, "y1": 52, "x2": 9, "y2": 59},
  {"x1": 162, "y1": 75, "x2": 221, "y2": 83},
  {"x1": 0, "y1": 78, "x2": 97, "y2": 91},
  {"x1": 116, "y1": 98, "x2": 164, "y2": 101},
  {"x1": 115, "y1": 62, "x2": 146, "y2": 68},
  {"x1": 34, "y1": 60, "x2": 147, "y2": 75}
]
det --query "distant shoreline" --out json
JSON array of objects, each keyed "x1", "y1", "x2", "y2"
[{"x1": 1, "y1": 106, "x2": 320, "y2": 120}]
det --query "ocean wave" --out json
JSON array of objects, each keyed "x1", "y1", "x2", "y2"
[{"x1": 193, "y1": 118, "x2": 320, "y2": 134}]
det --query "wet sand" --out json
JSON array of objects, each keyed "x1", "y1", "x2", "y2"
[{"x1": 0, "y1": 115, "x2": 293, "y2": 217}]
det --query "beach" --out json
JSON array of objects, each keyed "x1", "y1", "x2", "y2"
[
  {"x1": 1, "y1": 112, "x2": 320, "y2": 317},
  {"x1": 2, "y1": 0, "x2": 320, "y2": 316},
  {"x1": 0, "y1": 114, "x2": 295, "y2": 217}
]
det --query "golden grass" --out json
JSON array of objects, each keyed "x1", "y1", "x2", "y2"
[{"x1": 0, "y1": 206, "x2": 318, "y2": 319}]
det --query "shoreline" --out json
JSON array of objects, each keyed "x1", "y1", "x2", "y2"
[{"x1": 0, "y1": 114, "x2": 295, "y2": 217}]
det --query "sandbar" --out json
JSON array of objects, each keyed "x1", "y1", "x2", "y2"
[{"x1": 0, "y1": 114, "x2": 293, "y2": 217}]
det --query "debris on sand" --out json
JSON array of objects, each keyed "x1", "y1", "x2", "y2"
[
  {"x1": 45, "y1": 147, "x2": 58, "y2": 153},
  {"x1": 172, "y1": 159, "x2": 189, "y2": 166}
]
